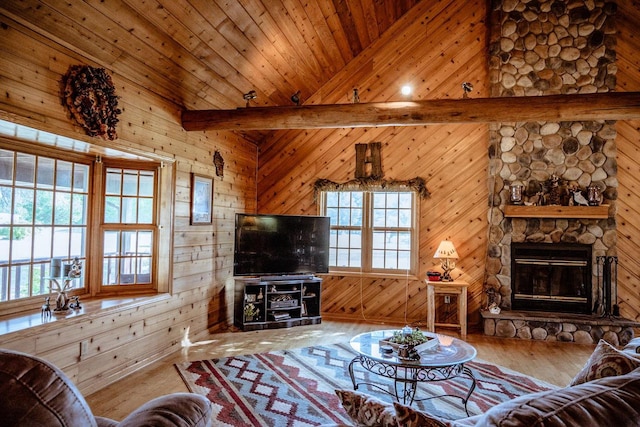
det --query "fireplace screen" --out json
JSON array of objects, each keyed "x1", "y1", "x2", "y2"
[{"x1": 511, "y1": 243, "x2": 592, "y2": 314}]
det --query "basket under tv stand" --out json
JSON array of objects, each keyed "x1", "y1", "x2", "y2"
[{"x1": 234, "y1": 275, "x2": 322, "y2": 331}]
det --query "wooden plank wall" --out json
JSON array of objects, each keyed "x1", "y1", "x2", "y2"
[
  {"x1": 0, "y1": 14, "x2": 257, "y2": 394},
  {"x1": 615, "y1": 0, "x2": 640, "y2": 322},
  {"x1": 258, "y1": 0, "x2": 640, "y2": 327},
  {"x1": 257, "y1": 0, "x2": 491, "y2": 327}
]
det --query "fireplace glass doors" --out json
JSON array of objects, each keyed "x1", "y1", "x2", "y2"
[{"x1": 511, "y1": 243, "x2": 592, "y2": 314}]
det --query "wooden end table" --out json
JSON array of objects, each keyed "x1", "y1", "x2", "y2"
[{"x1": 426, "y1": 279, "x2": 469, "y2": 339}]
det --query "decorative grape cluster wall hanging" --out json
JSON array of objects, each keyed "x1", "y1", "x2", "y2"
[{"x1": 61, "y1": 65, "x2": 121, "y2": 140}]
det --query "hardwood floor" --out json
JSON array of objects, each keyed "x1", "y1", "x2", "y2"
[{"x1": 85, "y1": 320, "x2": 596, "y2": 421}]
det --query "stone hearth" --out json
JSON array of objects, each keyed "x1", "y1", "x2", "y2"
[{"x1": 481, "y1": 310, "x2": 637, "y2": 345}]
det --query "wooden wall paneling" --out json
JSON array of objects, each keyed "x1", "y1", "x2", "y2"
[
  {"x1": 223, "y1": 1, "x2": 315, "y2": 98},
  {"x1": 278, "y1": 0, "x2": 341, "y2": 78},
  {"x1": 360, "y1": 0, "x2": 382, "y2": 42},
  {"x1": 207, "y1": 0, "x2": 310, "y2": 102},
  {"x1": 1, "y1": 1, "x2": 122, "y2": 64},
  {"x1": 0, "y1": 334, "x2": 36, "y2": 354},
  {"x1": 299, "y1": 0, "x2": 350, "y2": 69},
  {"x1": 321, "y1": 276, "x2": 427, "y2": 324},
  {"x1": 142, "y1": 290, "x2": 210, "y2": 330},
  {"x1": 616, "y1": 119, "x2": 640, "y2": 321},
  {"x1": 305, "y1": 0, "x2": 455, "y2": 105},
  {"x1": 7, "y1": 1, "x2": 206, "y2": 110},
  {"x1": 236, "y1": 1, "x2": 323, "y2": 86},
  {"x1": 257, "y1": 0, "x2": 489, "y2": 327},
  {"x1": 75, "y1": 331, "x2": 175, "y2": 395},
  {"x1": 615, "y1": 0, "x2": 640, "y2": 322},
  {"x1": 258, "y1": 127, "x2": 393, "y2": 212},
  {"x1": 87, "y1": 0, "x2": 243, "y2": 107},
  {"x1": 311, "y1": 0, "x2": 353, "y2": 65},
  {"x1": 122, "y1": 0, "x2": 259, "y2": 101},
  {"x1": 0, "y1": 12, "x2": 258, "y2": 397}
]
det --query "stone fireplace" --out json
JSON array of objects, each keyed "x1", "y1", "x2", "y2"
[{"x1": 481, "y1": 0, "x2": 637, "y2": 345}]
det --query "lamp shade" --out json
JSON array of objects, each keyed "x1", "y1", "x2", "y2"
[{"x1": 433, "y1": 240, "x2": 459, "y2": 259}]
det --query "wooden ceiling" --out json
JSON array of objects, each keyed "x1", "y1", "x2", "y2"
[{"x1": 0, "y1": 0, "x2": 419, "y2": 143}]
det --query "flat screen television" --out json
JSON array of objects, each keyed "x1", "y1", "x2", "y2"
[{"x1": 233, "y1": 213, "x2": 330, "y2": 277}]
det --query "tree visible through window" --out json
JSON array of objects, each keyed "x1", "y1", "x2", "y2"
[{"x1": 321, "y1": 190, "x2": 417, "y2": 274}]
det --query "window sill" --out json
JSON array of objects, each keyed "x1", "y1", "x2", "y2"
[{"x1": 0, "y1": 294, "x2": 171, "y2": 338}]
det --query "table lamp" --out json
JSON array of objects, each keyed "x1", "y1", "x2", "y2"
[{"x1": 433, "y1": 240, "x2": 459, "y2": 281}]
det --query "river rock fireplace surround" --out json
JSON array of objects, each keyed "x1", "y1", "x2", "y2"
[{"x1": 480, "y1": 0, "x2": 637, "y2": 345}]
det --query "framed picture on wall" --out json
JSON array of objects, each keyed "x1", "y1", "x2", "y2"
[{"x1": 191, "y1": 173, "x2": 213, "y2": 225}]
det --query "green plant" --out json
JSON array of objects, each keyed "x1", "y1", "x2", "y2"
[
  {"x1": 388, "y1": 328, "x2": 429, "y2": 346},
  {"x1": 244, "y1": 303, "x2": 260, "y2": 321}
]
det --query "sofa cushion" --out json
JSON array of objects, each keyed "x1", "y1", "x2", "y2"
[
  {"x1": 117, "y1": 393, "x2": 212, "y2": 427},
  {"x1": 335, "y1": 389, "x2": 397, "y2": 427},
  {"x1": 393, "y1": 402, "x2": 452, "y2": 427},
  {"x1": 474, "y1": 368, "x2": 640, "y2": 427},
  {"x1": 622, "y1": 337, "x2": 640, "y2": 355},
  {"x1": 569, "y1": 339, "x2": 640, "y2": 386}
]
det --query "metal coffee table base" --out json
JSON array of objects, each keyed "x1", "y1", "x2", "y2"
[{"x1": 348, "y1": 355, "x2": 477, "y2": 415}]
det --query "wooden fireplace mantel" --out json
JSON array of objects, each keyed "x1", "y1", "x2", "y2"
[{"x1": 504, "y1": 204, "x2": 610, "y2": 219}]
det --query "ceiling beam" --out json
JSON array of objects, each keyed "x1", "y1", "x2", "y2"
[{"x1": 181, "y1": 92, "x2": 640, "y2": 131}]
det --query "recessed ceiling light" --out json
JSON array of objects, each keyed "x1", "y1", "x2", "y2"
[{"x1": 401, "y1": 85, "x2": 412, "y2": 96}]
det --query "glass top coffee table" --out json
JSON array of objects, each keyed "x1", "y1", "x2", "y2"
[{"x1": 348, "y1": 329, "x2": 477, "y2": 414}]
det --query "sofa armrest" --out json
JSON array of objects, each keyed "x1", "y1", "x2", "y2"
[{"x1": 117, "y1": 393, "x2": 212, "y2": 427}]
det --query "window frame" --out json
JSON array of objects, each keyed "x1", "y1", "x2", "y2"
[
  {"x1": 319, "y1": 189, "x2": 419, "y2": 277},
  {"x1": 0, "y1": 132, "x2": 174, "y2": 315},
  {"x1": 92, "y1": 160, "x2": 161, "y2": 294}
]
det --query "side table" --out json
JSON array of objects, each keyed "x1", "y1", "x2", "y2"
[{"x1": 426, "y1": 279, "x2": 469, "y2": 339}]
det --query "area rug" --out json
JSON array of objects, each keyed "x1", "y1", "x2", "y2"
[{"x1": 175, "y1": 343, "x2": 556, "y2": 426}]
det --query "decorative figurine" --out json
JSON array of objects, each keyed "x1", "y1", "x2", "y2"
[
  {"x1": 489, "y1": 302, "x2": 501, "y2": 314},
  {"x1": 547, "y1": 174, "x2": 562, "y2": 205},
  {"x1": 41, "y1": 296, "x2": 52, "y2": 320},
  {"x1": 68, "y1": 296, "x2": 81, "y2": 310},
  {"x1": 69, "y1": 257, "x2": 82, "y2": 278},
  {"x1": 571, "y1": 188, "x2": 589, "y2": 206},
  {"x1": 587, "y1": 185, "x2": 602, "y2": 206}
]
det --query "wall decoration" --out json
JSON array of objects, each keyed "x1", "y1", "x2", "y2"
[
  {"x1": 355, "y1": 142, "x2": 383, "y2": 179},
  {"x1": 60, "y1": 65, "x2": 121, "y2": 140},
  {"x1": 190, "y1": 173, "x2": 213, "y2": 225},
  {"x1": 214, "y1": 150, "x2": 224, "y2": 177},
  {"x1": 313, "y1": 177, "x2": 430, "y2": 200}
]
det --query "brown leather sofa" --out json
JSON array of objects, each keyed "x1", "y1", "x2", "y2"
[
  {"x1": 334, "y1": 337, "x2": 640, "y2": 426},
  {"x1": 0, "y1": 348, "x2": 212, "y2": 426}
]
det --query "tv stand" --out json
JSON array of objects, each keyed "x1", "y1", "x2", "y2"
[
  {"x1": 234, "y1": 276, "x2": 322, "y2": 331},
  {"x1": 259, "y1": 274, "x2": 316, "y2": 281}
]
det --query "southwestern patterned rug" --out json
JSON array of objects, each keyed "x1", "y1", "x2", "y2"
[{"x1": 175, "y1": 343, "x2": 556, "y2": 426}]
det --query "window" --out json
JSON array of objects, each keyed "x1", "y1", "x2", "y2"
[
  {"x1": 102, "y1": 167, "x2": 156, "y2": 286},
  {"x1": 0, "y1": 150, "x2": 89, "y2": 301},
  {"x1": 320, "y1": 190, "x2": 418, "y2": 275},
  {"x1": 0, "y1": 120, "x2": 174, "y2": 312}
]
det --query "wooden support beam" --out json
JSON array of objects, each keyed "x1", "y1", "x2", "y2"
[{"x1": 181, "y1": 92, "x2": 640, "y2": 131}]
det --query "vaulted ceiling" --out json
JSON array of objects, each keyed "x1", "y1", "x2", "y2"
[
  {"x1": 2, "y1": 1, "x2": 639, "y2": 145},
  {"x1": 1, "y1": 0, "x2": 419, "y2": 126}
]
